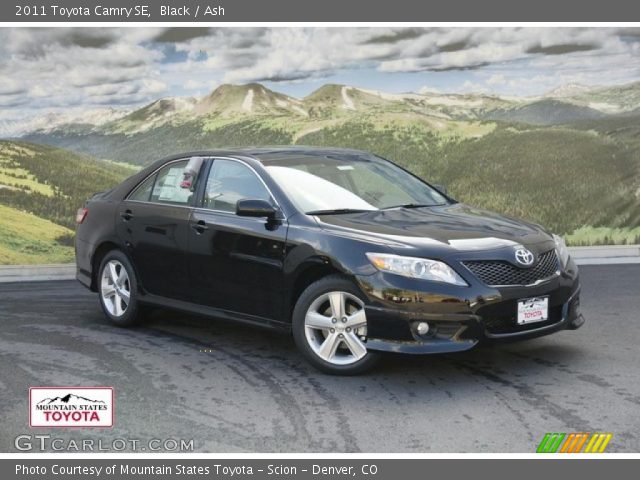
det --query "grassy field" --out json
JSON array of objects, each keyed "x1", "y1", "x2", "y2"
[
  {"x1": 0, "y1": 204, "x2": 74, "y2": 264},
  {"x1": 8, "y1": 108, "x2": 640, "y2": 265},
  {"x1": 0, "y1": 141, "x2": 135, "y2": 229},
  {"x1": 0, "y1": 141, "x2": 135, "y2": 265},
  {"x1": 565, "y1": 226, "x2": 640, "y2": 246},
  {"x1": 299, "y1": 122, "x2": 640, "y2": 235}
]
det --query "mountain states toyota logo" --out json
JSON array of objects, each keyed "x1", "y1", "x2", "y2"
[{"x1": 29, "y1": 387, "x2": 114, "y2": 428}]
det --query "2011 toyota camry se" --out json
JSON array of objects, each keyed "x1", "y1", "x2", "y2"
[{"x1": 75, "y1": 147, "x2": 584, "y2": 375}]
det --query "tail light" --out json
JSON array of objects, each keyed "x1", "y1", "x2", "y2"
[{"x1": 76, "y1": 207, "x2": 88, "y2": 224}]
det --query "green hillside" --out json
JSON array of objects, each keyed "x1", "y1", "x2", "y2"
[
  {"x1": 485, "y1": 99, "x2": 605, "y2": 125},
  {"x1": 0, "y1": 204, "x2": 74, "y2": 265},
  {"x1": 0, "y1": 141, "x2": 135, "y2": 229},
  {"x1": 25, "y1": 114, "x2": 640, "y2": 241},
  {"x1": 0, "y1": 141, "x2": 135, "y2": 264},
  {"x1": 298, "y1": 122, "x2": 640, "y2": 235},
  {"x1": 13, "y1": 82, "x2": 640, "y2": 254}
]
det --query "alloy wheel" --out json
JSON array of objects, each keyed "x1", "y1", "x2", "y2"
[
  {"x1": 304, "y1": 291, "x2": 368, "y2": 365},
  {"x1": 100, "y1": 260, "x2": 131, "y2": 317}
]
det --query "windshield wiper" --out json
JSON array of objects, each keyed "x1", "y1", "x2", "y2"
[
  {"x1": 382, "y1": 203, "x2": 434, "y2": 210},
  {"x1": 306, "y1": 208, "x2": 373, "y2": 215}
]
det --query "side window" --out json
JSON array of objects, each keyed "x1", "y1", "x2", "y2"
[
  {"x1": 129, "y1": 174, "x2": 156, "y2": 202},
  {"x1": 149, "y1": 160, "x2": 194, "y2": 206},
  {"x1": 203, "y1": 159, "x2": 272, "y2": 213}
]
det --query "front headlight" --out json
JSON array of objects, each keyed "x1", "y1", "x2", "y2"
[
  {"x1": 366, "y1": 253, "x2": 468, "y2": 286},
  {"x1": 553, "y1": 234, "x2": 570, "y2": 267}
]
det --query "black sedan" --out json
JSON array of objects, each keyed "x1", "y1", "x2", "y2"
[{"x1": 75, "y1": 147, "x2": 584, "y2": 375}]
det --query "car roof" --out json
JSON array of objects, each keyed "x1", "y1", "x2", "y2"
[
  {"x1": 108, "y1": 147, "x2": 377, "y2": 203},
  {"x1": 159, "y1": 146, "x2": 373, "y2": 165}
]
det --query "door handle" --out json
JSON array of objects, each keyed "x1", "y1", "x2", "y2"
[
  {"x1": 191, "y1": 220, "x2": 208, "y2": 234},
  {"x1": 120, "y1": 210, "x2": 133, "y2": 221}
]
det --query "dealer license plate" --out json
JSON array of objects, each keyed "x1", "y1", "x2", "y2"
[{"x1": 517, "y1": 296, "x2": 549, "y2": 324}]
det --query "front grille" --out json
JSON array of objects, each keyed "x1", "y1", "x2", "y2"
[{"x1": 463, "y1": 249, "x2": 559, "y2": 286}]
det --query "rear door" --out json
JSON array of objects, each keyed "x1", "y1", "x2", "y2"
[
  {"x1": 117, "y1": 159, "x2": 199, "y2": 300},
  {"x1": 187, "y1": 158, "x2": 288, "y2": 322}
]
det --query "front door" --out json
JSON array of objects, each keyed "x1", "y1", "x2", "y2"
[{"x1": 187, "y1": 158, "x2": 288, "y2": 322}]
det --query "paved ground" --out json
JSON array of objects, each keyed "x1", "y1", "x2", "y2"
[{"x1": 0, "y1": 265, "x2": 638, "y2": 453}]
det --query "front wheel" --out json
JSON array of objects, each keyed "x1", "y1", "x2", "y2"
[
  {"x1": 98, "y1": 250, "x2": 141, "y2": 327},
  {"x1": 292, "y1": 275, "x2": 380, "y2": 375}
]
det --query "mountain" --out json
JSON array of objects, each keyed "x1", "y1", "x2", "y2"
[
  {"x1": 107, "y1": 97, "x2": 196, "y2": 134},
  {"x1": 400, "y1": 91, "x2": 517, "y2": 119},
  {"x1": 0, "y1": 107, "x2": 130, "y2": 137},
  {"x1": 486, "y1": 99, "x2": 606, "y2": 125},
  {"x1": 303, "y1": 84, "x2": 399, "y2": 117},
  {"x1": 196, "y1": 83, "x2": 307, "y2": 117},
  {"x1": 299, "y1": 84, "x2": 515, "y2": 120},
  {"x1": 544, "y1": 81, "x2": 640, "y2": 114},
  {"x1": 18, "y1": 81, "x2": 640, "y2": 141},
  {"x1": 545, "y1": 83, "x2": 597, "y2": 98},
  {"x1": 38, "y1": 393, "x2": 106, "y2": 405},
  {"x1": 7, "y1": 81, "x2": 640, "y2": 255}
]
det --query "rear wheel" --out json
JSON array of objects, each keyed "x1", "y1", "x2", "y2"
[
  {"x1": 98, "y1": 250, "x2": 141, "y2": 326},
  {"x1": 292, "y1": 275, "x2": 379, "y2": 375}
]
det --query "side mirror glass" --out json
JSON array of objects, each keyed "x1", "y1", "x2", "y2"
[{"x1": 236, "y1": 199, "x2": 277, "y2": 219}]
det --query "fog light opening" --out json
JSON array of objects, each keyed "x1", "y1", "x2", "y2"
[{"x1": 416, "y1": 321, "x2": 430, "y2": 336}]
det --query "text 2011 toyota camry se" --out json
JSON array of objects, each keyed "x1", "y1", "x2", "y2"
[{"x1": 75, "y1": 147, "x2": 584, "y2": 375}]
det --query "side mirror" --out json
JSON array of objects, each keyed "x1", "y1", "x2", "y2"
[
  {"x1": 434, "y1": 184, "x2": 448, "y2": 195},
  {"x1": 236, "y1": 199, "x2": 277, "y2": 219}
]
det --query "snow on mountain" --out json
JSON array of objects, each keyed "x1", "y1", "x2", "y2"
[
  {"x1": 0, "y1": 107, "x2": 130, "y2": 137},
  {"x1": 545, "y1": 83, "x2": 597, "y2": 98},
  {"x1": 7, "y1": 80, "x2": 640, "y2": 138}
]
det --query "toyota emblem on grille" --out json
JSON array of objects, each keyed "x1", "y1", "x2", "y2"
[{"x1": 515, "y1": 248, "x2": 535, "y2": 266}]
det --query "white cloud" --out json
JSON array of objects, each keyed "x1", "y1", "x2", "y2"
[
  {"x1": 0, "y1": 27, "x2": 639, "y2": 129},
  {"x1": 184, "y1": 79, "x2": 219, "y2": 91},
  {"x1": 459, "y1": 81, "x2": 488, "y2": 93},
  {"x1": 487, "y1": 74, "x2": 506, "y2": 85},
  {"x1": 419, "y1": 85, "x2": 441, "y2": 94},
  {"x1": 0, "y1": 78, "x2": 26, "y2": 95}
]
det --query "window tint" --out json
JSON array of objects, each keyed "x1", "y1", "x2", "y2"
[
  {"x1": 149, "y1": 160, "x2": 194, "y2": 205},
  {"x1": 129, "y1": 174, "x2": 156, "y2": 202},
  {"x1": 203, "y1": 159, "x2": 272, "y2": 212}
]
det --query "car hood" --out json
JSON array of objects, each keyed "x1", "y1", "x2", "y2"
[{"x1": 314, "y1": 203, "x2": 553, "y2": 256}]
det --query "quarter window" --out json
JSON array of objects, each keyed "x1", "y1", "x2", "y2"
[
  {"x1": 129, "y1": 174, "x2": 156, "y2": 202},
  {"x1": 203, "y1": 159, "x2": 272, "y2": 212}
]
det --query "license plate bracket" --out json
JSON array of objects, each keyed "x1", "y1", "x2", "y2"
[{"x1": 517, "y1": 296, "x2": 549, "y2": 325}]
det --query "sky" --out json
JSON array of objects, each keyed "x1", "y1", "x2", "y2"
[{"x1": 0, "y1": 27, "x2": 639, "y2": 133}]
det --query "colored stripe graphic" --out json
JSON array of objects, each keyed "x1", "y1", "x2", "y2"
[
  {"x1": 584, "y1": 433, "x2": 613, "y2": 453},
  {"x1": 537, "y1": 433, "x2": 565, "y2": 453},
  {"x1": 560, "y1": 433, "x2": 577, "y2": 453},
  {"x1": 537, "y1": 433, "x2": 613, "y2": 453},
  {"x1": 572, "y1": 433, "x2": 589, "y2": 453}
]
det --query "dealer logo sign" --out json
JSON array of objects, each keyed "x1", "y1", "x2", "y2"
[{"x1": 29, "y1": 387, "x2": 114, "y2": 428}]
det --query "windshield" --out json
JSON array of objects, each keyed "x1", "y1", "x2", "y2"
[{"x1": 264, "y1": 154, "x2": 449, "y2": 214}]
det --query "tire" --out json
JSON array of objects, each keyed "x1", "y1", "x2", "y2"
[
  {"x1": 97, "y1": 250, "x2": 141, "y2": 327},
  {"x1": 292, "y1": 275, "x2": 380, "y2": 375}
]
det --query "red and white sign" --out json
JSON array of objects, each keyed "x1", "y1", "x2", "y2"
[{"x1": 29, "y1": 387, "x2": 114, "y2": 428}]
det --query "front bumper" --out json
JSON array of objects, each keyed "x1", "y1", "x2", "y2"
[{"x1": 355, "y1": 257, "x2": 583, "y2": 354}]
